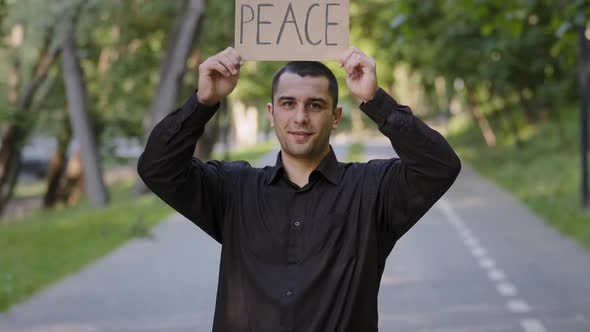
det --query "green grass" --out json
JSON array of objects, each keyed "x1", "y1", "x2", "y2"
[
  {"x1": 0, "y1": 142, "x2": 277, "y2": 313},
  {"x1": 447, "y1": 110, "x2": 590, "y2": 251},
  {"x1": 0, "y1": 182, "x2": 172, "y2": 312},
  {"x1": 346, "y1": 142, "x2": 365, "y2": 162},
  {"x1": 216, "y1": 140, "x2": 277, "y2": 162}
]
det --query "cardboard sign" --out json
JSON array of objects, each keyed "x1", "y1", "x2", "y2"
[{"x1": 235, "y1": 0, "x2": 349, "y2": 61}]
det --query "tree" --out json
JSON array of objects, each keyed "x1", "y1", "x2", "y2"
[
  {"x1": 134, "y1": 0, "x2": 206, "y2": 193},
  {"x1": 59, "y1": 7, "x2": 109, "y2": 207},
  {"x1": 0, "y1": 19, "x2": 60, "y2": 216},
  {"x1": 43, "y1": 107, "x2": 72, "y2": 208}
]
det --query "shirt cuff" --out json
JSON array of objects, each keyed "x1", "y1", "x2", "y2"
[
  {"x1": 359, "y1": 87, "x2": 411, "y2": 126},
  {"x1": 175, "y1": 91, "x2": 220, "y2": 128}
]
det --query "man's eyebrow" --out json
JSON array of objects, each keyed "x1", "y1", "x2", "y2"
[
  {"x1": 276, "y1": 96, "x2": 328, "y2": 104},
  {"x1": 308, "y1": 97, "x2": 328, "y2": 104}
]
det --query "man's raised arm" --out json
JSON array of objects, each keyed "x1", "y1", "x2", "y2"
[
  {"x1": 137, "y1": 47, "x2": 242, "y2": 242},
  {"x1": 339, "y1": 47, "x2": 461, "y2": 247}
]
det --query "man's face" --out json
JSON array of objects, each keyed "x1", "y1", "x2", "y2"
[{"x1": 267, "y1": 72, "x2": 342, "y2": 162}]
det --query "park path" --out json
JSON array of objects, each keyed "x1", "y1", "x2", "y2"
[
  {"x1": 0, "y1": 140, "x2": 589, "y2": 332},
  {"x1": 366, "y1": 137, "x2": 590, "y2": 332}
]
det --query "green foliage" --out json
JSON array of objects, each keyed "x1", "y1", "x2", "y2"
[
  {"x1": 1, "y1": 0, "x2": 586, "y2": 142},
  {"x1": 346, "y1": 141, "x2": 365, "y2": 162},
  {"x1": 354, "y1": 0, "x2": 588, "y2": 133},
  {"x1": 0, "y1": 0, "x2": 187, "y2": 143},
  {"x1": 75, "y1": 0, "x2": 184, "y2": 139},
  {"x1": 0, "y1": 104, "x2": 34, "y2": 129},
  {"x1": 199, "y1": 0, "x2": 234, "y2": 57}
]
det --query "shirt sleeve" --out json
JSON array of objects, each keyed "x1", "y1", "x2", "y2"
[
  {"x1": 137, "y1": 93, "x2": 228, "y2": 243},
  {"x1": 359, "y1": 88, "x2": 461, "y2": 253}
]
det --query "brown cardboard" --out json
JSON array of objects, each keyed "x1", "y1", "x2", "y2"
[{"x1": 235, "y1": 0, "x2": 349, "y2": 61}]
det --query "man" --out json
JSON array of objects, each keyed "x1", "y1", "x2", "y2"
[{"x1": 138, "y1": 46, "x2": 461, "y2": 331}]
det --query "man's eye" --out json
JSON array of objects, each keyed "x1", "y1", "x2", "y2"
[
  {"x1": 283, "y1": 101, "x2": 294, "y2": 107},
  {"x1": 310, "y1": 103, "x2": 323, "y2": 110}
]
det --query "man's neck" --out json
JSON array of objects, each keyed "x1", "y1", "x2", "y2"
[{"x1": 281, "y1": 149, "x2": 329, "y2": 188}]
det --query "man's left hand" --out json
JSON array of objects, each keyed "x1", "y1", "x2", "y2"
[{"x1": 339, "y1": 47, "x2": 378, "y2": 103}]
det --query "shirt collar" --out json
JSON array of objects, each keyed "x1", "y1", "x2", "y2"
[{"x1": 267, "y1": 146, "x2": 340, "y2": 185}]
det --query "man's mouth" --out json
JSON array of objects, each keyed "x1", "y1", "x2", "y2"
[{"x1": 288, "y1": 130, "x2": 313, "y2": 140}]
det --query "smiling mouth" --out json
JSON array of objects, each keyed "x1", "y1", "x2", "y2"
[{"x1": 288, "y1": 130, "x2": 313, "y2": 140}]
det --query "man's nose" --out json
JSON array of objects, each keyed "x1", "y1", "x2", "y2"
[{"x1": 293, "y1": 105, "x2": 309, "y2": 123}]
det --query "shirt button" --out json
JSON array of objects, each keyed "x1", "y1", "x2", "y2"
[
  {"x1": 286, "y1": 290, "x2": 292, "y2": 297},
  {"x1": 293, "y1": 220, "x2": 301, "y2": 227}
]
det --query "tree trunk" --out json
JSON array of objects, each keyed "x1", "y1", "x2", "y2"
[
  {"x1": 135, "y1": 0, "x2": 206, "y2": 194},
  {"x1": 0, "y1": 128, "x2": 22, "y2": 216},
  {"x1": 0, "y1": 31, "x2": 59, "y2": 216},
  {"x1": 61, "y1": 19, "x2": 109, "y2": 207},
  {"x1": 467, "y1": 92, "x2": 497, "y2": 146},
  {"x1": 61, "y1": 150, "x2": 84, "y2": 206},
  {"x1": 578, "y1": 24, "x2": 589, "y2": 209},
  {"x1": 43, "y1": 109, "x2": 72, "y2": 209}
]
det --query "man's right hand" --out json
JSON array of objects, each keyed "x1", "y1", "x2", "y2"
[{"x1": 196, "y1": 47, "x2": 242, "y2": 106}]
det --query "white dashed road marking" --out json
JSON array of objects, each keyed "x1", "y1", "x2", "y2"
[
  {"x1": 471, "y1": 247, "x2": 487, "y2": 257},
  {"x1": 521, "y1": 319, "x2": 547, "y2": 332},
  {"x1": 508, "y1": 299, "x2": 532, "y2": 313},
  {"x1": 437, "y1": 199, "x2": 547, "y2": 332},
  {"x1": 497, "y1": 282, "x2": 518, "y2": 297},
  {"x1": 488, "y1": 269, "x2": 507, "y2": 282},
  {"x1": 478, "y1": 258, "x2": 496, "y2": 269}
]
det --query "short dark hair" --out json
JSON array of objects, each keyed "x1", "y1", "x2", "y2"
[{"x1": 271, "y1": 61, "x2": 338, "y2": 109}]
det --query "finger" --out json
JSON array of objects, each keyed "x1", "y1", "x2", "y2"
[
  {"x1": 339, "y1": 47, "x2": 356, "y2": 68},
  {"x1": 220, "y1": 46, "x2": 234, "y2": 58},
  {"x1": 222, "y1": 47, "x2": 243, "y2": 67},
  {"x1": 219, "y1": 54, "x2": 239, "y2": 75},
  {"x1": 225, "y1": 52, "x2": 243, "y2": 73},
  {"x1": 344, "y1": 53, "x2": 363, "y2": 78},
  {"x1": 339, "y1": 46, "x2": 365, "y2": 68},
  {"x1": 226, "y1": 47, "x2": 243, "y2": 65},
  {"x1": 204, "y1": 60, "x2": 232, "y2": 77}
]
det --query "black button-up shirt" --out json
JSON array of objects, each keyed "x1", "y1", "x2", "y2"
[{"x1": 138, "y1": 88, "x2": 461, "y2": 332}]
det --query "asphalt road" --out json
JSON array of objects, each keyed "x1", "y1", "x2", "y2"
[{"x1": 0, "y1": 141, "x2": 588, "y2": 332}]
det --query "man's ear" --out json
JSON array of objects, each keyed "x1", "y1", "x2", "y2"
[
  {"x1": 267, "y1": 102, "x2": 275, "y2": 128},
  {"x1": 332, "y1": 105, "x2": 343, "y2": 129}
]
